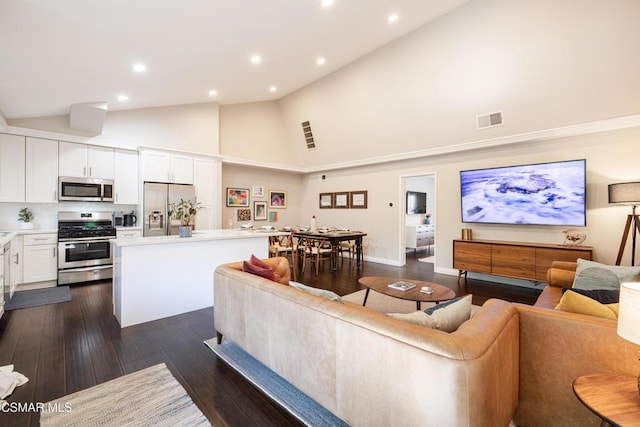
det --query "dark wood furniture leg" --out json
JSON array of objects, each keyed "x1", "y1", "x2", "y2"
[
  {"x1": 362, "y1": 288, "x2": 370, "y2": 306},
  {"x1": 216, "y1": 331, "x2": 223, "y2": 344}
]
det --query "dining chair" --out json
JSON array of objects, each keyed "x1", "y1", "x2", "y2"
[
  {"x1": 268, "y1": 233, "x2": 297, "y2": 279},
  {"x1": 300, "y1": 237, "x2": 332, "y2": 275}
]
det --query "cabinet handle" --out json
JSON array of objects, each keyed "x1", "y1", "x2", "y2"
[
  {"x1": 54, "y1": 190, "x2": 57, "y2": 201},
  {"x1": 14, "y1": 253, "x2": 19, "y2": 265},
  {"x1": 115, "y1": 193, "x2": 118, "y2": 203},
  {"x1": 84, "y1": 166, "x2": 87, "y2": 176},
  {"x1": 89, "y1": 166, "x2": 92, "y2": 176},
  {"x1": 53, "y1": 247, "x2": 56, "y2": 258},
  {"x1": 33, "y1": 237, "x2": 50, "y2": 241}
]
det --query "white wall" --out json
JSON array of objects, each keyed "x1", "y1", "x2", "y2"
[
  {"x1": 219, "y1": 101, "x2": 295, "y2": 164},
  {"x1": 279, "y1": 0, "x2": 640, "y2": 168},
  {"x1": 299, "y1": 126, "x2": 640, "y2": 270},
  {"x1": 221, "y1": 164, "x2": 303, "y2": 228}
]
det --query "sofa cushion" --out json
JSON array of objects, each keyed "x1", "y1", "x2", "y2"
[
  {"x1": 554, "y1": 289, "x2": 618, "y2": 320},
  {"x1": 387, "y1": 294, "x2": 472, "y2": 332},
  {"x1": 572, "y1": 259, "x2": 640, "y2": 290},
  {"x1": 561, "y1": 287, "x2": 620, "y2": 304},
  {"x1": 242, "y1": 259, "x2": 276, "y2": 281},
  {"x1": 289, "y1": 281, "x2": 344, "y2": 303}
]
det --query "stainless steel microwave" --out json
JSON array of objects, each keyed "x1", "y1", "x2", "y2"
[{"x1": 58, "y1": 177, "x2": 114, "y2": 202}]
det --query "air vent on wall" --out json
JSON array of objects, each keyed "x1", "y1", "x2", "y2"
[
  {"x1": 477, "y1": 111, "x2": 503, "y2": 129},
  {"x1": 301, "y1": 121, "x2": 316, "y2": 150}
]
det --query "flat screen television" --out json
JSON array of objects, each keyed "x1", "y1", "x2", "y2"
[
  {"x1": 406, "y1": 191, "x2": 427, "y2": 214},
  {"x1": 460, "y1": 159, "x2": 586, "y2": 226}
]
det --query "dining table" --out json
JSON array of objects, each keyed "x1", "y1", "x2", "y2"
[{"x1": 292, "y1": 230, "x2": 367, "y2": 272}]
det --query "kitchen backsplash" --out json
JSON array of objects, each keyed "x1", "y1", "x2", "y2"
[{"x1": 0, "y1": 202, "x2": 138, "y2": 230}]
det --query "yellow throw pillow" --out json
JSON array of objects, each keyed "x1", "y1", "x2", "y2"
[{"x1": 555, "y1": 290, "x2": 618, "y2": 320}]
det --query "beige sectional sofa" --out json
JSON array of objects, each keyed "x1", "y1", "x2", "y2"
[{"x1": 214, "y1": 257, "x2": 519, "y2": 427}]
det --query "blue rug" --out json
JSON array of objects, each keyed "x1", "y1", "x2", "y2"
[
  {"x1": 204, "y1": 338, "x2": 349, "y2": 427},
  {"x1": 5, "y1": 286, "x2": 71, "y2": 310}
]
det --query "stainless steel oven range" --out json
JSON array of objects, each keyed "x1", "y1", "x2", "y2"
[{"x1": 58, "y1": 211, "x2": 116, "y2": 285}]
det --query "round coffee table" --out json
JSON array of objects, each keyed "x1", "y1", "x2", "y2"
[{"x1": 358, "y1": 276, "x2": 456, "y2": 310}]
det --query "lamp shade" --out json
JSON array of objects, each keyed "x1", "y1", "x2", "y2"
[
  {"x1": 617, "y1": 282, "x2": 640, "y2": 345},
  {"x1": 608, "y1": 182, "x2": 640, "y2": 204}
]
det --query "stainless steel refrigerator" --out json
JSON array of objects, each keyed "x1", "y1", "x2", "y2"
[{"x1": 143, "y1": 182, "x2": 196, "y2": 237}]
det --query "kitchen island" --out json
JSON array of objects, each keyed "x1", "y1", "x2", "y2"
[{"x1": 111, "y1": 229, "x2": 284, "y2": 327}]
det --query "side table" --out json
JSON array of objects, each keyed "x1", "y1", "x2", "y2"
[{"x1": 573, "y1": 373, "x2": 640, "y2": 426}]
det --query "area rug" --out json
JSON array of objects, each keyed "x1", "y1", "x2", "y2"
[
  {"x1": 5, "y1": 286, "x2": 71, "y2": 311},
  {"x1": 40, "y1": 363, "x2": 210, "y2": 427},
  {"x1": 204, "y1": 339, "x2": 348, "y2": 427}
]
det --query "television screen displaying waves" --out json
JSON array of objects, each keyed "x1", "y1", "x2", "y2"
[{"x1": 460, "y1": 159, "x2": 586, "y2": 226}]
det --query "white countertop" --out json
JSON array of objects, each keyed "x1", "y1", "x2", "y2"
[{"x1": 111, "y1": 229, "x2": 287, "y2": 247}]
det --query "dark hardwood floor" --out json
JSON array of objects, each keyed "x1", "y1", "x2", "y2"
[{"x1": 0, "y1": 252, "x2": 540, "y2": 426}]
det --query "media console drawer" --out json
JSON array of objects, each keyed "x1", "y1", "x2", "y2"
[{"x1": 453, "y1": 239, "x2": 593, "y2": 283}]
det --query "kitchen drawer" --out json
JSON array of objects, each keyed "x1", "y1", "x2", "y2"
[
  {"x1": 23, "y1": 234, "x2": 57, "y2": 246},
  {"x1": 116, "y1": 229, "x2": 142, "y2": 239}
]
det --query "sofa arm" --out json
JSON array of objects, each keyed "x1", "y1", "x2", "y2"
[{"x1": 546, "y1": 261, "x2": 577, "y2": 288}]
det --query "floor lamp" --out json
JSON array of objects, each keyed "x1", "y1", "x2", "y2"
[{"x1": 609, "y1": 182, "x2": 640, "y2": 266}]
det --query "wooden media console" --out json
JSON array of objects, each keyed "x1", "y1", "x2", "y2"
[{"x1": 453, "y1": 239, "x2": 593, "y2": 283}]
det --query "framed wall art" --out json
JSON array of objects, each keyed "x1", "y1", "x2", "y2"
[
  {"x1": 226, "y1": 188, "x2": 249, "y2": 207},
  {"x1": 237, "y1": 208, "x2": 251, "y2": 221},
  {"x1": 269, "y1": 190, "x2": 287, "y2": 208},
  {"x1": 334, "y1": 192, "x2": 350, "y2": 208},
  {"x1": 350, "y1": 190, "x2": 368, "y2": 209},
  {"x1": 319, "y1": 192, "x2": 334, "y2": 209},
  {"x1": 269, "y1": 211, "x2": 278, "y2": 222},
  {"x1": 252, "y1": 185, "x2": 265, "y2": 197},
  {"x1": 254, "y1": 201, "x2": 268, "y2": 221}
]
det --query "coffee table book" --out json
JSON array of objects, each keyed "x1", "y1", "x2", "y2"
[{"x1": 387, "y1": 281, "x2": 416, "y2": 291}]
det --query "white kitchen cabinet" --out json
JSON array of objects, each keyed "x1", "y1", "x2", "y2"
[
  {"x1": 26, "y1": 137, "x2": 58, "y2": 203},
  {"x1": 116, "y1": 228, "x2": 142, "y2": 239},
  {"x1": 114, "y1": 149, "x2": 139, "y2": 204},
  {"x1": 10, "y1": 235, "x2": 22, "y2": 297},
  {"x1": 194, "y1": 156, "x2": 220, "y2": 230},
  {"x1": 142, "y1": 149, "x2": 193, "y2": 184},
  {"x1": 22, "y1": 233, "x2": 58, "y2": 284},
  {"x1": 59, "y1": 141, "x2": 114, "y2": 179},
  {"x1": 0, "y1": 134, "x2": 25, "y2": 202}
]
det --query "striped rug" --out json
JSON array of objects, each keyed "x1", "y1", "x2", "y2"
[{"x1": 40, "y1": 363, "x2": 210, "y2": 427}]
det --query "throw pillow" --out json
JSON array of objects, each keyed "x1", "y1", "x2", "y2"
[
  {"x1": 554, "y1": 290, "x2": 618, "y2": 320},
  {"x1": 289, "y1": 281, "x2": 344, "y2": 303},
  {"x1": 561, "y1": 287, "x2": 620, "y2": 304},
  {"x1": 388, "y1": 294, "x2": 473, "y2": 333},
  {"x1": 572, "y1": 259, "x2": 640, "y2": 291},
  {"x1": 249, "y1": 254, "x2": 271, "y2": 270},
  {"x1": 242, "y1": 260, "x2": 275, "y2": 281}
]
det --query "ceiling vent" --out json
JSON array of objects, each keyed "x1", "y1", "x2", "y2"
[
  {"x1": 301, "y1": 121, "x2": 316, "y2": 150},
  {"x1": 69, "y1": 102, "x2": 108, "y2": 134},
  {"x1": 477, "y1": 111, "x2": 503, "y2": 129}
]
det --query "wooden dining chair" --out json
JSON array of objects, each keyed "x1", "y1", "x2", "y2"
[
  {"x1": 269, "y1": 233, "x2": 297, "y2": 280},
  {"x1": 300, "y1": 237, "x2": 332, "y2": 275}
]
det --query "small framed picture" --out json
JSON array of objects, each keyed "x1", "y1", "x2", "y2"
[
  {"x1": 226, "y1": 188, "x2": 249, "y2": 207},
  {"x1": 269, "y1": 211, "x2": 278, "y2": 222},
  {"x1": 319, "y1": 193, "x2": 334, "y2": 209},
  {"x1": 254, "y1": 201, "x2": 268, "y2": 221},
  {"x1": 237, "y1": 208, "x2": 251, "y2": 221},
  {"x1": 269, "y1": 190, "x2": 287, "y2": 208},
  {"x1": 350, "y1": 190, "x2": 368, "y2": 209},
  {"x1": 334, "y1": 192, "x2": 350, "y2": 208},
  {"x1": 252, "y1": 185, "x2": 265, "y2": 197}
]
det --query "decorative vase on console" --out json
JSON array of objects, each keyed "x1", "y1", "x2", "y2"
[
  {"x1": 424, "y1": 214, "x2": 431, "y2": 224},
  {"x1": 168, "y1": 199, "x2": 202, "y2": 238}
]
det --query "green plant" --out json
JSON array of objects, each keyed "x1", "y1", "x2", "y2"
[
  {"x1": 168, "y1": 199, "x2": 202, "y2": 226},
  {"x1": 18, "y1": 207, "x2": 34, "y2": 222}
]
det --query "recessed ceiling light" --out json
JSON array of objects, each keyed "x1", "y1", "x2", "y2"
[
  {"x1": 132, "y1": 63, "x2": 147, "y2": 73},
  {"x1": 388, "y1": 13, "x2": 399, "y2": 23},
  {"x1": 250, "y1": 54, "x2": 262, "y2": 64},
  {"x1": 269, "y1": 86, "x2": 277, "y2": 93},
  {"x1": 316, "y1": 57, "x2": 326, "y2": 66},
  {"x1": 321, "y1": 0, "x2": 334, "y2": 8},
  {"x1": 117, "y1": 94, "x2": 129, "y2": 102},
  {"x1": 208, "y1": 89, "x2": 218, "y2": 97}
]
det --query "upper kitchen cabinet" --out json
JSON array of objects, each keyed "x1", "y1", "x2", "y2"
[
  {"x1": 26, "y1": 137, "x2": 58, "y2": 203},
  {"x1": 59, "y1": 141, "x2": 114, "y2": 179},
  {"x1": 0, "y1": 134, "x2": 26, "y2": 202},
  {"x1": 114, "y1": 149, "x2": 139, "y2": 205},
  {"x1": 141, "y1": 149, "x2": 193, "y2": 184}
]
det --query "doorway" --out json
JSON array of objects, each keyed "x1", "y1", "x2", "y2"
[{"x1": 401, "y1": 174, "x2": 436, "y2": 267}]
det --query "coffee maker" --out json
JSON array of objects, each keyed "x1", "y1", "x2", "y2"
[{"x1": 113, "y1": 211, "x2": 124, "y2": 227}]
